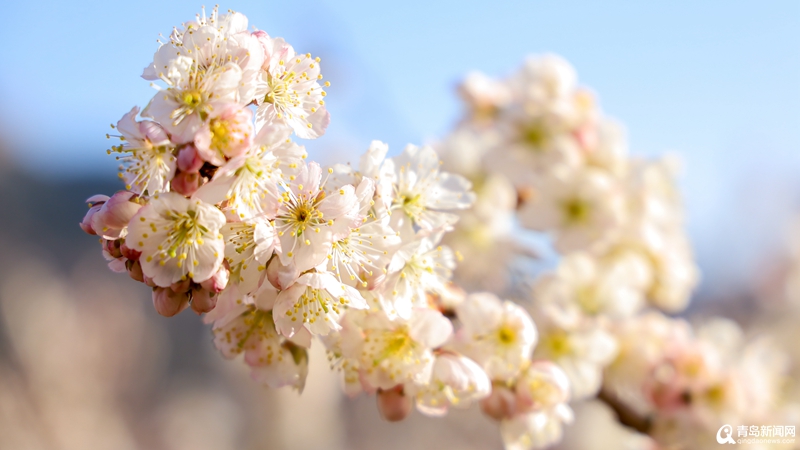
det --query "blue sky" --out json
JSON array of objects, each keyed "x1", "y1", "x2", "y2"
[{"x1": 2, "y1": 0, "x2": 799, "y2": 291}]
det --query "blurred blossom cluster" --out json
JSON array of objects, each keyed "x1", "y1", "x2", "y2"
[
  {"x1": 437, "y1": 54, "x2": 798, "y2": 449},
  {"x1": 71, "y1": 6, "x2": 799, "y2": 450}
]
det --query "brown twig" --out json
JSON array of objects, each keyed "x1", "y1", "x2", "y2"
[{"x1": 597, "y1": 388, "x2": 652, "y2": 434}]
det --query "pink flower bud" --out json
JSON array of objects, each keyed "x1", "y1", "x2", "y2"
[
  {"x1": 376, "y1": 386, "x2": 412, "y2": 422},
  {"x1": 143, "y1": 275, "x2": 157, "y2": 288},
  {"x1": 126, "y1": 259, "x2": 144, "y2": 282},
  {"x1": 177, "y1": 145, "x2": 205, "y2": 173},
  {"x1": 81, "y1": 212, "x2": 100, "y2": 235},
  {"x1": 86, "y1": 194, "x2": 112, "y2": 204},
  {"x1": 267, "y1": 257, "x2": 300, "y2": 290},
  {"x1": 200, "y1": 263, "x2": 230, "y2": 293},
  {"x1": 171, "y1": 171, "x2": 202, "y2": 196},
  {"x1": 79, "y1": 194, "x2": 110, "y2": 235},
  {"x1": 266, "y1": 258, "x2": 281, "y2": 289},
  {"x1": 91, "y1": 191, "x2": 142, "y2": 240},
  {"x1": 152, "y1": 287, "x2": 189, "y2": 317},
  {"x1": 480, "y1": 385, "x2": 517, "y2": 421},
  {"x1": 190, "y1": 288, "x2": 217, "y2": 314},
  {"x1": 138, "y1": 119, "x2": 171, "y2": 145},
  {"x1": 252, "y1": 30, "x2": 271, "y2": 62},
  {"x1": 120, "y1": 242, "x2": 141, "y2": 261},
  {"x1": 170, "y1": 279, "x2": 191, "y2": 294},
  {"x1": 103, "y1": 239, "x2": 123, "y2": 259}
]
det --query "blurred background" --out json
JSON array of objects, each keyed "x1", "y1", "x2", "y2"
[{"x1": 0, "y1": 1, "x2": 798, "y2": 449}]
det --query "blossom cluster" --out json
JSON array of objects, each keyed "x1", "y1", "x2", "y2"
[
  {"x1": 424, "y1": 54, "x2": 700, "y2": 448},
  {"x1": 80, "y1": 7, "x2": 573, "y2": 448},
  {"x1": 79, "y1": 7, "x2": 793, "y2": 450},
  {"x1": 435, "y1": 54, "x2": 797, "y2": 449},
  {"x1": 440, "y1": 55, "x2": 698, "y2": 309},
  {"x1": 604, "y1": 313, "x2": 791, "y2": 448}
]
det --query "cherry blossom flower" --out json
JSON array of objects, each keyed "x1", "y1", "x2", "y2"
[
  {"x1": 384, "y1": 144, "x2": 476, "y2": 235},
  {"x1": 456, "y1": 292, "x2": 538, "y2": 381},
  {"x1": 126, "y1": 192, "x2": 226, "y2": 287},
  {"x1": 329, "y1": 140, "x2": 395, "y2": 219},
  {"x1": 194, "y1": 105, "x2": 254, "y2": 165},
  {"x1": 340, "y1": 308, "x2": 452, "y2": 390},
  {"x1": 273, "y1": 161, "x2": 360, "y2": 273},
  {"x1": 492, "y1": 106, "x2": 583, "y2": 181},
  {"x1": 532, "y1": 307, "x2": 618, "y2": 400},
  {"x1": 378, "y1": 236, "x2": 456, "y2": 319},
  {"x1": 109, "y1": 106, "x2": 177, "y2": 196},
  {"x1": 325, "y1": 177, "x2": 400, "y2": 289},
  {"x1": 459, "y1": 71, "x2": 512, "y2": 125},
  {"x1": 254, "y1": 35, "x2": 330, "y2": 138},
  {"x1": 470, "y1": 57, "x2": 591, "y2": 183},
  {"x1": 519, "y1": 166, "x2": 624, "y2": 253},
  {"x1": 273, "y1": 272, "x2": 367, "y2": 337},
  {"x1": 141, "y1": 6, "x2": 264, "y2": 102},
  {"x1": 533, "y1": 253, "x2": 644, "y2": 321},
  {"x1": 500, "y1": 362, "x2": 574, "y2": 450},
  {"x1": 222, "y1": 217, "x2": 276, "y2": 296},
  {"x1": 193, "y1": 123, "x2": 306, "y2": 220},
  {"x1": 213, "y1": 304, "x2": 311, "y2": 391},
  {"x1": 142, "y1": 56, "x2": 243, "y2": 143},
  {"x1": 411, "y1": 353, "x2": 491, "y2": 416}
]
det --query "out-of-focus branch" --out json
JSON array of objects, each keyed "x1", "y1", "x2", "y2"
[{"x1": 597, "y1": 389, "x2": 652, "y2": 435}]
